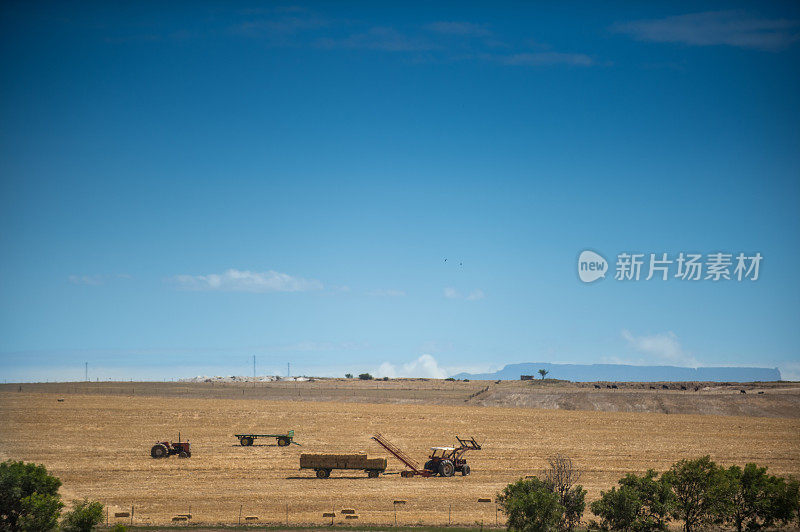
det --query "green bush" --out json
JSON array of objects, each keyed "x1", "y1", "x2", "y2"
[
  {"x1": 61, "y1": 498, "x2": 104, "y2": 532},
  {"x1": 358, "y1": 373, "x2": 373, "y2": 380},
  {"x1": 590, "y1": 485, "x2": 641, "y2": 531},
  {"x1": 344, "y1": 373, "x2": 353, "y2": 378},
  {"x1": 661, "y1": 456, "x2": 730, "y2": 532},
  {"x1": 497, "y1": 477, "x2": 564, "y2": 532},
  {"x1": 0, "y1": 460, "x2": 62, "y2": 531},
  {"x1": 590, "y1": 470, "x2": 673, "y2": 531},
  {"x1": 18, "y1": 492, "x2": 63, "y2": 531},
  {"x1": 722, "y1": 464, "x2": 799, "y2": 531}
]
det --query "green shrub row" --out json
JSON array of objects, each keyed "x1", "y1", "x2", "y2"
[{"x1": 498, "y1": 456, "x2": 800, "y2": 532}]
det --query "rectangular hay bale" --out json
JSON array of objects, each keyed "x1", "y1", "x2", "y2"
[
  {"x1": 114, "y1": 512, "x2": 130, "y2": 518},
  {"x1": 478, "y1": 498, "x2": 492, "y2": 503},
  {"x1": 345, "y1": 515, "x2": 359, "y2": 519},
  {"x1": 244, "y1": 516, "x2": 259, "y2": 521},
  {"x1": 341, "y1": 508, "x2": 356, "y2": 514}
]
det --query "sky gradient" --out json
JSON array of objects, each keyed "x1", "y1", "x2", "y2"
[{"x1": 1, "y1": 2, "x2": 799, "y2": 381}]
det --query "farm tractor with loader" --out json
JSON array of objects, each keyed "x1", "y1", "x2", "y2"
[
  {"x1": 150, "y1": 433, "x2": 191, "y2": 459},
  {"x1": 372, "y1": 434, "x2": 481, "y2": 477}
]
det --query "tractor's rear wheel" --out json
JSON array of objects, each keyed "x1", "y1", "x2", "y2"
[
  {"x1": 316, "y1": 469, "x2": 331, "y2": 479},
  {"x1": 439, "y1": 460, "x2": 455, "y2": 477},
  {"x1": 461, "y1": 464, "x2": 470, "y2": 476},
  {"x1": 277, "y1": 437, "x2": 289, "y2": 447},
  {"x1": 179, "y1": 451, "x2": 188, "y2": 458},
  {"x1": 151, "y1": 444, "x2": 168, "y2": 459}
]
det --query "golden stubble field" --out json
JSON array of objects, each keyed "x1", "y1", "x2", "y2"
[{"x1": 1, "y1": 391, "x2": 798, "y2": 527}]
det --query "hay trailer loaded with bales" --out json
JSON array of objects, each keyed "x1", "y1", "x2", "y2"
[
  {"x1": 235, "y1": 430, "x2": 298, "y2": 447},
  {"x1": 300, "y1": 453, "x2": 387, "y2": 478},
  {"x1": 372, "y1": 433, "x2": 481, "y2": 477}
]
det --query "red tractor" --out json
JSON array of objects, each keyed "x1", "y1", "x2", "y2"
[
  {"x1": 423, "y1": 436, "x2": 481, "y2": 477},
  {"x1": 151, "y1": 434, "x2": 191, "y2": 459}
]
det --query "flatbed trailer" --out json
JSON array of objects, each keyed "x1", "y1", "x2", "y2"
[
  {"x1": 300, "y1": 453, "x2": 387, "y2": 478},
  {"x1": 235, "y1": 430, "x2": 298, "y2": 447}
]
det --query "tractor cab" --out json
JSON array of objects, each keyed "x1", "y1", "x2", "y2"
[{"x1": 429, "y1": 446, "x2": 456, "y2": 460}]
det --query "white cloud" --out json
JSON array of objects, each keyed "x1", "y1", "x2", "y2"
[
  {"x1": 425, "y1": 21, "x2": 491, "y2": 37},
  {"x1": 366, "y1": 288, "x2": 406, "y2": 297},
  {"x1": 68, "y1": 275, "x2": 104, "y2": 286},
  {"x1": 444, "y1": 287, "x2": 460, "y2": 299},
  {"x1": 621, "y1": 329, "x2": 700, "y2": 367},
  {"x1": 612, "y1": 11, "x2": 800, "y2": 51},
  {"x1": 777, "y1": 362, "x2": 800, "y2": 381},
  {"x1": 172, "y1": 269, "x2": 322, "y2": 293},
  {"x1": 377, "y1": 354, "x2": 449, "y2": 379},
  {"x1": 490, "y1": 51, "x2": 594, "y2": 66},
  {"x1": 444, "y1": 287, "x2": 485, "y2": 300},
  {"x1": 68, "y1": 274, "x2": 132, "y2": 286},
  {"x1": 466, "y1": 289, "x2": 485, "y2": 301}
]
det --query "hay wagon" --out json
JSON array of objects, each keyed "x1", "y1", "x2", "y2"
[
  {"x1": 235, "y1": 430, "x2": 298, "y2": 447},
  {"x1": 300, "y1": 453, "x2": 387, "y2": 478}
]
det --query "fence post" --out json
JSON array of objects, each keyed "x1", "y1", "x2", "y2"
[
  {"x1": 449, "y1": 504, "x2": 451, "y2": 525},
  {"x1": 130, "y1": 506, "x2": 134, "y2": 526},
  {"x1": 238, "y1": 504, "x2": 242, "y2": 525},
  {"x1": 286, "y1": 502, "x2": 289, "y2": 526}
]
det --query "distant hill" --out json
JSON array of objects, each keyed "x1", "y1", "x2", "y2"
[{"x1": 452, "y1": 363, "x2": 782, "y2": 382}]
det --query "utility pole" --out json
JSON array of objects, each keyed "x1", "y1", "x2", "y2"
[
  {"x1": 85, "y1": 362, "x2": 88, "y2": 382},
  {"x1": 287, "y1": 362, "x2": 290, "y2": 378},
  {"x1": 253, "y1": 355, "x2": 256, "y2": 380}
]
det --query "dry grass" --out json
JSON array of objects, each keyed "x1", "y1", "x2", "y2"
[{"x1": 0, "y1": 390, "x2": 798, "y2": 527}]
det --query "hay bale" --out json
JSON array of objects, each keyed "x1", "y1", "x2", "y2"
[
  {"x1": 244, "y1": 516, "x2": 259, "y2": 521},
  {"x1": 172, "y1": 516, "x2": 188, "y2": 521},
  {"x1": 114, "y1": 512, "x2": 130, "y2": 518},
  {"x1": 478, "y1": 498, "x2": 492, "y2": 503},
  {"x1": 393, "y1": 500, "x2": 406, "y2": 505},
  {"x1": 345, "y1": 515, "x2": 359, "y2": 519},
  {"x1": 322, "y1": 512, "x2": 336, "y2": 518},
  {"x1": 175, "y1": 514, "x2": 192, "y2": 519},
  {"x1": 341, "y1": 508, "x2": 356, "y2": 514}
]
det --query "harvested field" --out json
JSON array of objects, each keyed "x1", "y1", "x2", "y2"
[
  {"x1": 0, "y1": 389, "x2": 799, "y2": 527},
  {"x1": 3, "y1": 379, "x2": 799, "y2": 418}
]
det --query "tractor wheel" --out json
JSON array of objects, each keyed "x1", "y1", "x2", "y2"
[
  {"x1": 241, "y1": 437, "x2": 254, "y2": 446},
  {"x1": 316, "y1": 469, "x2": 331, "y2": 479},
  {"x1": 439, "y1": 460, "x2": 455, "y2": 477},
  {"x1": 151, "y1": 444, "x2": 168, "y2": 459},
  {"x1": 277, "y1": 438, "x2": 289, "y2": 447},
  {"x1": 185, "y1": 451, "x2": 192, "y2": 458},
  {"x1": 461, "y1": 464, "x2": 470, "y2": 476},
  {"x1": 424, "y1": 460, "x2": 436, "y2": 473},
  {"x1": 179, "y1": 451, "x2": 188, "y2": 458},
  {"x1": 368, "y1": 470, "x2": 380, "y2": 478}
]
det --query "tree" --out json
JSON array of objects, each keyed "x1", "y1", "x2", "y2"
[
  {"x1": 543, "y1": 454, "x2": 585, "y2": 531},
  {"x1": 538, "y1": 369, "x2": 549, "y2": 380},
  {"x1": 18, "y1": 493, "x2": 63, "y2": 532},
  {"x1": 724, "y1": 464, "x2": 800, "y2": 532},
  {"x1": 358, "y1": 373, "x2": 373, "y2": 380},
  {"x1": 590, "y1": 470, "x2": 674, "y2": 532},
  {"x1": 497, "y1": 477, "x2": 564, "y2": 532},
  {"x1": 61, "y1": 498, "x2": 104, "y2": 532},
  {"x1": 662, "y1": 456, "x2": 728, "y2": 532},
  {"x1": 590, "y1": 485, "x2": 641, "y2": 531},
  {"x1": 344, "y1": 373, "x2": 353, "y2": 378},
  {"x1": 0, "y1": 460, "x2": 62, "y2": 531}
]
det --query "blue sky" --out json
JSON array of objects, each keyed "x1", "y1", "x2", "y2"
[{"x1": 1, "y1": 2, "x2": 799, "y2": 381}]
